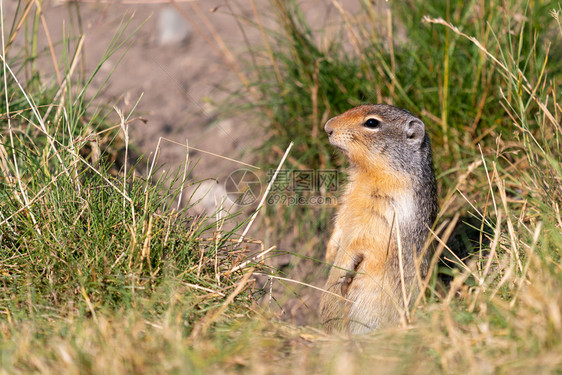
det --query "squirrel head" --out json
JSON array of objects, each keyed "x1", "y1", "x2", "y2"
[{"x1": 324, "y1": 104, "x2": 431, "y2": 176}]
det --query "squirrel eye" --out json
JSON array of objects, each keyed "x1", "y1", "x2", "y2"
[{"x1": 363, "y1": 118, "x2": 381, "y2": 129}]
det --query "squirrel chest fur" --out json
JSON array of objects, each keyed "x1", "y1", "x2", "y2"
[{"x1": 320, "y1": 104, "x2": 438, "y2": 334}]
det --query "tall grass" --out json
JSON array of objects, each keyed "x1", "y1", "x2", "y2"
[
  {"x1": 241, "y1": 0, "x2": 561, "y2": 261},
  {"x1": 231, "y1": 0, "x2": 561, "y2": 372},
  {"x1": 0, "y1": 3, "x2": 266, "y2": 373}
]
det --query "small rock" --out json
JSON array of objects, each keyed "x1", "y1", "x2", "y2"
[
  {"x1": 188, "y1": 179, "x2": 240, "y2": 215},
  {"x1": 157, "y1": 7, "x2": 192, "y2": 46}
]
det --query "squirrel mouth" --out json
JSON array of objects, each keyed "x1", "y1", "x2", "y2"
[
  {"x1": 329, "y1": 140, "x2": 349, "y2": 155},
  {"x1": 334, "y1": 145, "x2": 348, "y2": 154}
]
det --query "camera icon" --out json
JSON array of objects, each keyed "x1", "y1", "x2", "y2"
[{"x1": 224, "y1": 169, "x2": 262, "y2": 206}]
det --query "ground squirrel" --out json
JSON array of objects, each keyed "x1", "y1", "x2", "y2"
[{"x1": 320, "y1": 104, "x2": 438, "y2": 334}]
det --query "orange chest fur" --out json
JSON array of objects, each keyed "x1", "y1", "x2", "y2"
[{"x1": 333, "y1": 171, "x2": 415, "y2": 263}]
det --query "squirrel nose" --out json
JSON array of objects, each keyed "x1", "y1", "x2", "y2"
[{"x1": 324, "y1": 119, "x2": 334, "y2": 136}]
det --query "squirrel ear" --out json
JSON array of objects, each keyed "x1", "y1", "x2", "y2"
[{"x1": 405, "y1": 118, "x2": 425, "y2": 146}]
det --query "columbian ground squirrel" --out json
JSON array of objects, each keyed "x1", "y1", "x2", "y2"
[{"x1": 320, "y1": 104, "x2": 438, "y2": 334}]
